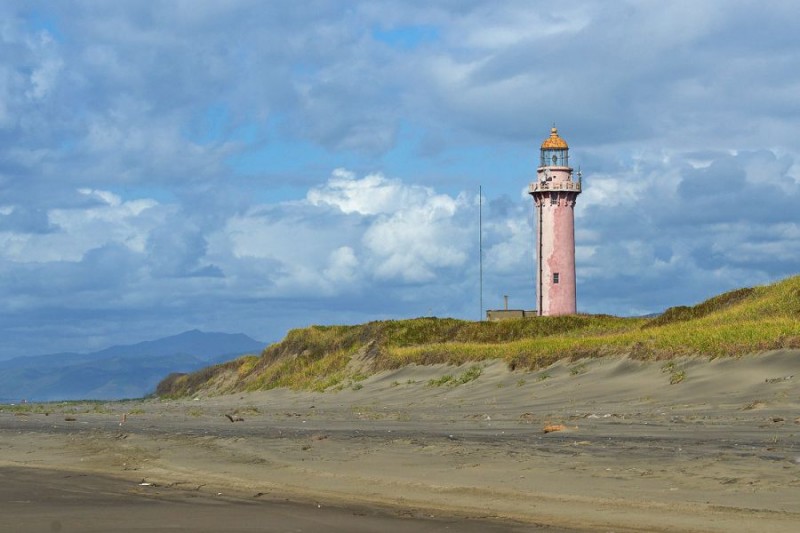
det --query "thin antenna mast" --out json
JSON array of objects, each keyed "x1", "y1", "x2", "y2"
[{"x1": 479, "y1": 185, "x2": 483, "y2": 322}]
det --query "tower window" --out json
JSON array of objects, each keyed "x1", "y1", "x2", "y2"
[{"x1": 553, "y1": 273, "x2": 560, "y2": 284}]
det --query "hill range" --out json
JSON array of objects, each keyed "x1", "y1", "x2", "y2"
[{"x1": 0, "y1": 330, "x2": 265, "y2": 402}]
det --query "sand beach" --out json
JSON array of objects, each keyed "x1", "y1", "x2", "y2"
[{"x1": 2, "y1": 351, "x2": 800, "y2": 532}]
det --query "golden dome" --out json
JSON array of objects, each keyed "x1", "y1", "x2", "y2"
[{"x1": 541, "y1": 126, "x2": 568, "y2": 150}]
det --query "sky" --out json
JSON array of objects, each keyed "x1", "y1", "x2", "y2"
[{"x1": 1, "y1": 1, "x2": 799, "y2": 359}]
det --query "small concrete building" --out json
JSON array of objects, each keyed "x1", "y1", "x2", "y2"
[{"x1": 486, "y1": 295, "x2": 535, "y2": 321}]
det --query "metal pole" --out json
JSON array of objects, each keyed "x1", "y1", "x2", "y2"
[{"x1": 479, "y1": 185, "x2": 483, "y2": 322}]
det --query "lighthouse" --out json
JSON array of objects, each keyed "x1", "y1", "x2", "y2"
[{"x1": 529, "y1": 126, "x2": 581, "y2": 316}]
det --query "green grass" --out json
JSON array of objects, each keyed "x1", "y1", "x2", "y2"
[
  {"x1": 427, "y1": 365, "x2": 482, "y2": 387},
  {"x1": 0, "y1": 403, "x2": 50, "y2": 414},
  {"x1": 569, "y1": 362, "x2": 588, "y2": 376},
  {"x1": 155, "y1": 275, "x2": 800, "y2": 398},
  {"x1": 456, "y1": 365, "x2": 483, "y2": 384},
  {"x1": 428, "y1": 374, "x2": 454, "y2": 387},
  {"x1": 661, "y1": 361, "x2": 687, "y2": 384}
]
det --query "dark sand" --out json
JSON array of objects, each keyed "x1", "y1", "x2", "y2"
[
  {"x1": 2, "y1": 351, "x2": 800, "y2": 531},
  {"x1": 0, "y1": 467, "x2": 543, "y2": 533}
]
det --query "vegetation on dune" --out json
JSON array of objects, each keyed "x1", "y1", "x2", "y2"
[
  {"x1": 642, "y1": 287, "x2": 756, "y2": 328},
  {"x1": 156, "y1": 275, "x2": 800, "y2": 398}
]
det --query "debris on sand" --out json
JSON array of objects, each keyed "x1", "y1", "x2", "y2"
[
  {"x1": 742, "y1": 400, "x2": 766, "y2": 411},
  {"x1": 225, "y1": 414, "x2": 244, "y2": 422},
  {"x1": 64, "y1": 417, "x2": 77, "y2": 422},
  {"x1": 765, "y1": 375, "x2": 793, "y2": 384},
  {"x1": 543, "y1": 424, "x2": 567, "y2": 434}
]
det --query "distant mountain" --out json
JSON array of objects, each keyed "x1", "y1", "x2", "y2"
[{"x1": 0, "y1": 330, "x2": 265, "y2": 402}]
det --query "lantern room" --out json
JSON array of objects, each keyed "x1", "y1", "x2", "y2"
[{"x1": 540, "y1": 126, "x2": 569, "y2": 167}]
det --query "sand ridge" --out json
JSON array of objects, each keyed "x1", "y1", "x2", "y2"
[{"x1": 2, "y1": 350, "x2": 800, "y2": 532}]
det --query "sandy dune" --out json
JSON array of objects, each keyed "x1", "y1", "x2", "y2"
[{"x1": 2, "y1": 350, "x2": 800, "y2": 532}]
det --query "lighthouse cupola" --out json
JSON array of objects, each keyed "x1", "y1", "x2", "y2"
[{"x1": 540, "y1": 126, "x2": 569, "y2": 168}]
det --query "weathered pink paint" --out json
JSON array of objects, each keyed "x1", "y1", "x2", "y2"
[{"x1": 528, "y1": 127, "x2": 581, "y2": 316}]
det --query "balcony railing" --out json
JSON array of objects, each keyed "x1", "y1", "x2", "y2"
[{"x1": 528, "y1": 180, "x2": 582, "y2": 194}]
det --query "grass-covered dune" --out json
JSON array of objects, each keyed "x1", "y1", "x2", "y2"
[{"x1": 156, "y1": 275, "x2": 800, "y2": 398}]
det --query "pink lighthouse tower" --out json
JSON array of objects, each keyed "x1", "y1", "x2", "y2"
[{"x1": 529, "y1": 126, "x2": 582, "y2": 316}]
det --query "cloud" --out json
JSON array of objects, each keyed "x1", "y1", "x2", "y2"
[
  {"x1": 0, "y1": 189, "x2": 161, "y2": 264},
  {"x1": 574, "y1": 148, "x2": 800, "y2": 314},
  {"x1": 311, "y1": 169, "x2": 474, "y2": 282},
  {"x1": 222, "y1": 169, "x2": 476, "y2": 290},
  {"x1": 323, "y1": 246, "x2": 359, "y2": 284},
  {"x1": 0, "y1": 1, "x2": 799, "y2": 359},
  {"x1": 307, "y1": 168, "x2": 413, "y2": 215},
  {"x1": 0, "y1": 205, "x2": 55, "y2": 234}
]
